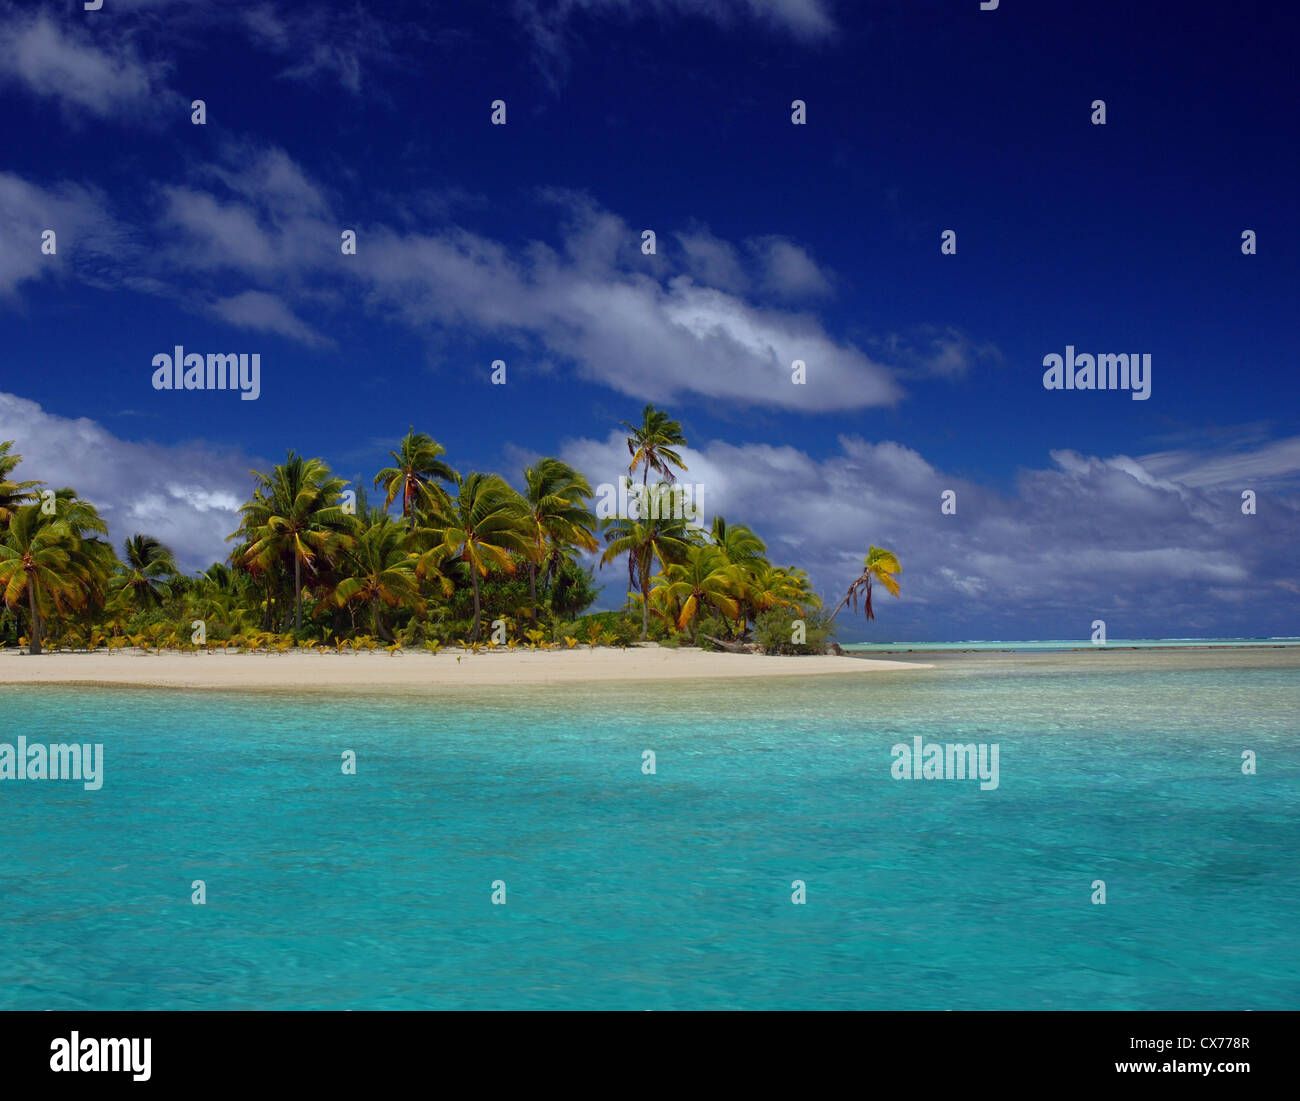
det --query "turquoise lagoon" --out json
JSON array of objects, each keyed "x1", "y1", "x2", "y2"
[{"x1": 2, "y1": 648, "x2": 1297, "y2": 1010}]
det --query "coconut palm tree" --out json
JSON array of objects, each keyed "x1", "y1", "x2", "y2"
[
  {"x1": 41, "y1": 490, "x2": 115, "y2": 638},
  {"x1": 416, "y1": 472, "x2": 532, "y2": 640},
  {"x1": 600, "y1": 487, "x2": 693, "y2": 639},
  {"x1": 0, "y1": 441, "x2": 40, "y2": 528},
  {"x1": 621, "y1": 404, "x2": 688, "y2": 486},
  {"x1": 710, "y1": 517, "x2": 767, "y2": 571},
  {"x1": 237, "y1": 452, "x2": 352, "y2": 632},
  {"x1": 333, "y1": 517, "x2": 422, "y2": 640},
  {"x1": 748, "y1": 563, "x2": 818, "y2": 616},
  {"x1": 652, "y1": 545, "x2": 745, "y2": 641},
  {"x1": 832, "y1": 545, "x2": 901, "y2": 622},
  {"x1": 114, "y1": 534, "x2": 180, "y2": 611},
  {"x1": 374, "y1": 428, "x2": 456, "y2": 529},
  {"x1": 521, "y1": 458, "x2": 598, "y2": 604},
  {"x1": 0, "y1": 505, "x2": 80, "y2": 654}
]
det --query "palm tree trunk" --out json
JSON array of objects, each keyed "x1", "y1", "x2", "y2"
[
  {"x1": 26, "y1": 579, "x2": 41, "y2": 655},
  {"x1": 294, "y1": 554, "x2": 302, "y2": 632},
  {"x1": 371, "y1": 597, "x2": 390, "y2": 642},
  {"x1": 529, "y1": 562, "x2": 537, "y2": 605},
  {"x1": 640, "y1": 567, "x2": 649, "y2": 639},
  {"x1": 471, "y1": 569, "x2": 482, "y2": 640}
]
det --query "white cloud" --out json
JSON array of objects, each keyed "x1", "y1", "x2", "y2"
[
  {"x1": 0, "y1": 173, "x2": 128, "y2": 295},
  {"x1": 0, "y1": 12, "x2": 176, "y2": 122},
  {"x1": 0, "y1": 392, "x2": 253, "y2": 574},
  {"x1": 750, "y1": 236, "x2": 833, "y2": 298},
  {"x1": 210, "y1": 291, "x2": 331, "y2": 347},
  {"x1": 558, "y1": 430, "x2": 1300, "y2": 639}
]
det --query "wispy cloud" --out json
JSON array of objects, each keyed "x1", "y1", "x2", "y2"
[{"x1": 0, "y1": 11, "x2": 177, "y2": 124}]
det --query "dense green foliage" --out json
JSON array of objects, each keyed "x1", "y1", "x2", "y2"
[{"x1": 0, "y1": 407, "x2": 895, "y2": 655}]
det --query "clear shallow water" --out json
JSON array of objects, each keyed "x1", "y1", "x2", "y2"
[{"x1": 2, "y1": 650, "x2": 1297, "y2": 1010}]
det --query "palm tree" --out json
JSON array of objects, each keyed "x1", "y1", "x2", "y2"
[
  {"x1": 832, "y1": 545, "x2": 902, "y2": 622},
  {"x1": 114, "y1": 534, "x2": 180, "y2": 611},
  {"x1": 621, "y1": 404, "x2": 688, "y2": 486},
  {"x1": 237, "y1": 452, "x2": 352, "y2": 632},
  {"x1": 0, "y1": 441, "x2": 40, "y2": 528},
  {"x1": 600, "y1": 487, "x2": 693, "y2": 639},
  {"x1": 334, "y1": 517, "x2": 422, "y2": 641},
  {"x1": 711, "y1": 517, "x2": 769, "y2": 635},
  {"x1": 417, "y1": 472, "x2": 532, "y2": 640},
  {"x1": 374, "y1": 428, "x2": 456, "y2": 529},
  {"x1": 42, "y1": 490, "x2": 115, "y2": 639},
  {"x1": 748, "y1": 563, "x2": 817, "y2": 616},
  {"x1": 710, "y1": 517, "x2": 766, "y2": 569},
  {"x1": 521, "y1": 458, "x2": 598, "y2": 605},
  {"x1": 653, "y1": 545, "x2": 745, "y2": 641},
  {"x1": 0, "y1": 505, "x2": 79, "y2": 654}
]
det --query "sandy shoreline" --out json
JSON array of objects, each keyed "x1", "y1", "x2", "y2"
[{"x1": 0, "y1": 646, "x2": 932, "y2": 691}]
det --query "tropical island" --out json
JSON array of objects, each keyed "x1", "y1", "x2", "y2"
[{"x1": 0, "y1": 406, "x2": 915, "y2": 686}]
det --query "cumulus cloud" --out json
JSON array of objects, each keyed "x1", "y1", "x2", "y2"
[{"x1": 0, "y1": 392, "x2": 253, "y2": 574}]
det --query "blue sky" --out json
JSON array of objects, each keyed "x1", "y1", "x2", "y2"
[{"x1": 1, "y1": 0, "x2": 1297, "y2": 640}]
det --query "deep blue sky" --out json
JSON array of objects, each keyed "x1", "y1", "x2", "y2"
[{"x1": 1, "y1": 0, "x2": 1297, "y2": 640}]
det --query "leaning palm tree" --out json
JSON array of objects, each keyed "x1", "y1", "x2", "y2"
[
  {"x1": 114, "y1": 534, "x2": 180, "y2": 611},
  {"x1": 600, "y1": 489, "x2": 693, "y2": 639},
  {"x1": 237, "y1": 452, "x2": 353, "y2": 632},
  {"x1": 521, "y1": 458, "x2": 598, "y2": 604},
  {"x1": 621, "y1": 404, "x2": 688, "y2": 486},
  {"x1": 0, "y1": 441, "x2": 40, "y2": 528},
  {"x1": 832, "y1": 545, "x2": 902, "y2": 622},
  {"x1": 374, "y1": 428, "x2": 456, "y2": 529},
  {"x1": 0, "y1": 505, "x2": 79, "y2": 655},
  {"x1": 333, "y1": 517, "x2": 422, "y2": 641},
  {"x1": 416, "y1": 472, "x2": 533, "y2": 640}
]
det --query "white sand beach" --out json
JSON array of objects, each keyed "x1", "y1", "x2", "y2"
[{"x1": 0, "y1": 646, "x2": 932, "y2": 691}]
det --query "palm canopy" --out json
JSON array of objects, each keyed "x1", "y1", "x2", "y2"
[
  {"x1": 114, "y1": 533, "x2": 180, "y2": 610},
  {"x1": 416, "y1": 472, "x2": 533, "y2": 639},
  {"x1": 0, "y1": 441, "x2": 41, "y2": 527},
  {"x1": 748, "y1": 562, "x2": 818, "y2": 615},
  {"x1": 710, "y1": 516, "x2": 768, "y2": 571},
  {"x1": 621, "y1": 404, "x2": 688, "y2": 485},
  {"x1": 522, "y1": 458, "x2": 598, "y2": 601},
  {"x1": 600, "y1": 493, "x2": 694, "y2": 639},
  {"x1": 334, "y1": 516, "x2": 422, "y2": 639},
  {"x1": 374, "y1": 428, "x2": 456, "y2": 525},
  {"x1": 0, "y1": 504, "x2": 80, "y2": 654},
  {"x1": 237, "y1": 451, "x2": 352, "y2": 631},
  {"x1": 832, "y1": 545, "x2": 901, "y2": 622},
  {"x1": 653, "y1": 545, "x2": 745, "y2": 637}
]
